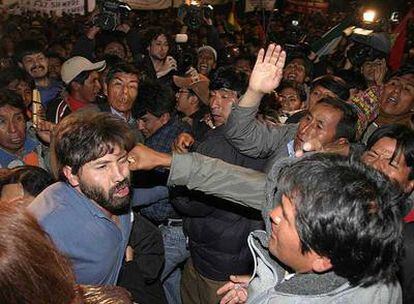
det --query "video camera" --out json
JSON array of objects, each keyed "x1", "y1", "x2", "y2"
[
  {"x1": 178, "y1": 4, "x2": 214, "y2": 30},
  {"x1": 93, "y1": 0, "x2": 132, "y2": 31}
]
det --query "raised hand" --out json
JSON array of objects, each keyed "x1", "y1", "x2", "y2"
[
  {"x1": 128, "y1": 144, "x2": 172, "y2": 171},
  {"x1": 249, "y1": 44, "x2": 286, "y2": 94},
  {"x1": 172, "y1": 132, "x2": 194, "y2": 154}
]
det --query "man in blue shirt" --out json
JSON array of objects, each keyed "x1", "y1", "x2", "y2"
[{"x1": 28, "y1": 111, "x2": 135, "y2": 285}]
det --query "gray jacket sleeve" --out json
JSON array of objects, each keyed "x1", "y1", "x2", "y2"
[
  {"x1": 224, "y1": 103, "x2": 295, "y2": 158},
  {"x1": 167, "y1": 153, "x2": 266, "y2": 211}
]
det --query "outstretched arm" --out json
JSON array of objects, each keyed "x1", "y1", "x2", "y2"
[{"x1": 239, "y1": 44, "x2": 286, "y2": 108}]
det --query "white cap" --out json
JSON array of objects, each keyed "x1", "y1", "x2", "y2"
[{"x1": 61, "y1": 56, "x2": 106, "y2": 85}]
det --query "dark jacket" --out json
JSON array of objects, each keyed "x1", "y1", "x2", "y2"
[
  {"x1": 172, "y1": 126, "x2": 265, "y2": 281},
  {"x1": 117, "y1": 213, "x2": 167, "y2": 304}
]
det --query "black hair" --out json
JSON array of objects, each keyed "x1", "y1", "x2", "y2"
[
  {"x1": 317, "y1": 96, "x2": 358, "y2": 142},
  {"x1": 210, "y1": 66, "x2": 248, "y2": 96},
  {"x1": 390, "y1": 63, "x2": 414, "y2": 79},
  {"x1": 277, "y1": 80, "x2": 307, "y2": 102},
  {"x1": 134, "y1": 80, "x2": 174, "y2": 118},
  {"x1": 277, "y1": 153, "x2": 404, "y2": 286},
  {"x1": 0, "y1": 67, "x2": 32, "y2": 88},
  {"x1": 14, "y1": 40, "x2": 45, "y2": 63},
  {"x1": 143, "y1": 26, "x2": 172, "y2": 49},
  {"x1": 52, "y1": 111, "x2": 135, "y2": 180},
  {"x1": 67, "y1": 71, "x2": 91, "y2": 93},
  {"x1": 1, "y1": 166, "x2": 53, "y2": 197},
  {"x1": 367, "y1": 124, "x2": 414, "y2": 180},
  {"x1": 285, "y1": 53, "x2": 313, "y2": 80},
  {"x1": 335, "y1": 69, "x2": 367, "y2": 91},
  {"x1": 105, "y1": 62, "x2": 139, "y2": 85},
  {"x1": 311, "y1": 75, "x2": 350, "y2": 101},
  {"x1": 0, "y1": 89, "x2": 26, "y2": 113}
]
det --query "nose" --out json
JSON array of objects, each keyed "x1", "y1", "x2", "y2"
[
  {"x1": 111, "y1": 164, "x2": 126, "y2": 183},
  {"x1": 137, "y1": 120, "x2": 145, "y2": 131},
  {"x1": 210, "y1": 95, "x2": 220, "y2": 109},
  {"x1": 7, "y1": 121, "x2": 17, "y2": 134}
]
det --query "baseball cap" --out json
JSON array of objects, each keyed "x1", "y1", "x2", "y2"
[
  {"x1": 197, "y1": 45, "x2": 217, "y2": 62},
  {"x1": 173, "y1": 73, "x2": 210, "y2": 105},
  {"x1": 61, "y1": 56, "x2": 106, "y2": 85}
]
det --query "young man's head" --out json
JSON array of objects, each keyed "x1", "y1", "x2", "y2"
[
  {"x1": 61, "y1": 56, "x2": 106, "y2": 104},
  {"x1": 282, "y1": 54, "x2": 313, "y2": 84},
  {"x1": 0, "y1": 89, "x2": 27, "y2": 155},
  {"x1": 0, "y1": 67, "x2": 33, "y2": 107},
  {"x1": 267, "y1": 153, "x2": 403, "y2": 285},
  {"x1": 145, "y1": 27, "x2": 170, "y2": 62},
  {"x1": 276, "y1": 80, "x2": 307, "y2": 113},
  {"x1": 52, "y1": 111, "x2": 135, "y2": 214},
  {"x1": 209, "y1": 66, "x2": 248, "y2": 127},
  {"x1": 103, "y1": 41, "x2": 127, "y2": 61},
  {"x1": 294, "y1": 97, "x2": 358, "y2": 152},
  {"x1": 104, "y1": 63, "x2": 140, "y2": 118},
  {"x1": 173, "y1": 73, "x2": 210, "y2": 117},
  {"x1": 362, "y1": 124, "x2": 414, "y2": 194},
  {"x1": 197, "y1": 46, "x2": 217, "y2": 76},
  {"x1": 309, "y1": 76, "x2": 350, "y2": 109},
  {"x1": 46, "y1": 52, "x2": 64, "y2": 81},
  {"x1": 136, "y1": 81, "x2": 174, "y2": 138},
  {"x1": 15, "y1": 40, "x2": 48, "y2": 81},
  {"x1": 379, "y1": 66, "x2": 414, "y2": 117}
]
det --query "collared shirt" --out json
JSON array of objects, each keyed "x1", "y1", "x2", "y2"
[
  {"x1": 0, "y1": 136, "x2": 42, "y2": 168},
  {"x1": 110, "y1": 107, "x2": 136, "y2": 125},
  {"x1": 28, "y1": 182, "x2": 132, "y2": 285},
  {"x1": 287, "y1": 140, "x2": 295, "y2": 158}
]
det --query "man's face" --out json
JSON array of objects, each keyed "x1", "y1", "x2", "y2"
[
  {"x1": 76, "y1": 145, "x2": 131, "y2": 214},
  {"x1": 104, "y1": 42, "x2": 126, "y2": 60},
  {"x1": 361, "y1": 58, "x2": 383, "y2": 83},
  {"x1": 21, "y1": 52, "x2": 48, "y2": 79},
  {"x1": 279, "y1": 87, "x2": 303, "y2": 112},
  {"x1": 197, "y1": 50, "x2": 216, "y2": 76},
  {"x1": 78, "y1": 71, "x2": 102, "y2": 103},
  {"x1": 209, "y1": 89, "x2": 238, "y2": 127},
  {"x1": 137, "y1": 112, "x2": 167, "y2": 138},
  {"x1": 0, "y1": 105, "x2": 26, "y2": 154},
  {"x1": 294, "y1": 103, "x2": 343, "y2": 152},
  {"x1": 362, "y1": 137, "x2": 414, "y2": 193},
  {"x1": 148, "y1": 34, "x2": 169, "y2": 61},
  {"x1": 48, "y1": 57, "x2": 62, "y2": 80},
  {"x1": 235, "y1": 59, "x2": 252, "y2": 76},
  {"x1": 175, "y1": 88, "x2": 193, "y2": 114},
  {"x1": 268, "y1": 194, "x2": 316, "y2": 272},
  {"x1": 7, "y1": 80, "x2": 32, "y2": 107},
  {"x1": 380, "y1": 74, "x2": 414, "y2": 116},
  {"x1": 309, "y1": 85, "x2": 338, "y2": 109},
  {"x1": 106, "y1": 72, "x2": 139, "y2": 114},
  {"x1": 283, "y1": 58, "x2": 307, "y2": 84}
]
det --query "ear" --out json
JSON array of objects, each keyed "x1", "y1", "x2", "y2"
[
  {"x1": 18, "y1": 62, "x2": 24, "y2": 69},
  {"x1": 311, "y1": 255, "x2": 332, "y2": 273},
  {"x1": 336, "y1": 137, "x2": 349, "y2": 145},
  {"x1": 71, "y1": 82, "x2": 81, "y2": 92},
  {"x1": 160, "y1": 112, "x2": 171, "y2": 125},
  {"x1": 62, "y1": 166, "x2": 80, "y2": 187},
  {"x1": 188, "y1": 95, "x2": 198, "y2": 105},
  {"x1": 405, "y1": 180, "x2": 414, "y2": 194}
]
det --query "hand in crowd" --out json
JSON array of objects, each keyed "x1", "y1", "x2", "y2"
[
  {"x1": 85, "y1": 25, "x2": 101, "y2": 40},
  {"x1": 295, "y1": 138, "x2": 350, "y2": 158},
  {"x1": 217, "y1": 274, "x2": 250, "y2": 304},
  {"x1": 172, "y1": 132, "x2": 194, "y2": 154},
  {"x1": 128, "y1": 144, "x2": 172, "y2": 171},
  {"x1": 248, "y1": 44, "x2": 286, "y2": 95},
  {"x1": 125, "y1": 246, "x2": 134, "y2": 262},
  {"x1": 116, "y1": 23, "x2": 131, "y2": 34},
  {"x1": 35, "y1": 119, "x2": 56, "y2": 144},
  {"x1": 373, "y1": 58, "x2": 387, "y2": 86},
  {"x1": 157, "y1": 56, "x2": 177, "y2": 78}
]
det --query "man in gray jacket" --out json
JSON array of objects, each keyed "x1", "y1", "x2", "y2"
[{"x1": 128, "y1": 146, "x2": 404, "y2": 304}]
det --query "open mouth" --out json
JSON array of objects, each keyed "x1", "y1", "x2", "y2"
[
  {"x1": 286, "y1": 73, "x2": 296, "y2": 80},
  {"x1": 385, "y1": 96, "x2": 399, "y2": 105},
  {"x1": 113, "y1": 185, "x2": 129, "y2": 197}
]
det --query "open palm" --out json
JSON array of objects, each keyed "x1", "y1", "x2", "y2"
[{"x1": 249, "y1": 44, "x2": 286, "y2": 94}]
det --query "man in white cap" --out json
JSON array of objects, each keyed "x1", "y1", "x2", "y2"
[
  {"x1": 197, "y1": 45, "x2": 217, "y2": 77},
  {"x1": 46, "y1": 56, "x2": 106, "y2": 124}
]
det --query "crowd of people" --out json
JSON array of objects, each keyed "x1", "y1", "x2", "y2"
[{"x1": 0, "y1": 1, "x2": 414, "y2": 304}]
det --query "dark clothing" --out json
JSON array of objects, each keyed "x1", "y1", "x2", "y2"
[
  {"x1": 173, "y1": 126, "x2": 266, "y2": 281},
  {"x1": 400, "y1": 222, "x2": 414, "y2": 304},
  {"x1": 285, "y1": 110, "x2": 306, "y2": 124},
  {"x1": 118, "y1": 213, "x2": 167, "y2": 304}
]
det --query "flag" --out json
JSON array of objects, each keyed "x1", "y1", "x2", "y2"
[{"x1": 388, "y1": 8, "x2": 414, "y2": 71}]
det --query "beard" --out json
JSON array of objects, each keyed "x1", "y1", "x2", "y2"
[{"x1": 79, "y1": 178, "x2": 131, "y2": 214}]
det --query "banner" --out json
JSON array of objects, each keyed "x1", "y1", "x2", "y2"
[
  {"x1": 17, "y1": 0, "x2": 91, "y2": 15},
  {"x1": 245, "y1": 0, "x2": 276, "y2": 12},
  {"x1": 285, "y1": 0, "x2": 329, "y2": 14}
]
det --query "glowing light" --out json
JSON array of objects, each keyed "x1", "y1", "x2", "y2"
[{"x1": 363, "y1": 10, "x2": 377, "y2": 23}]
